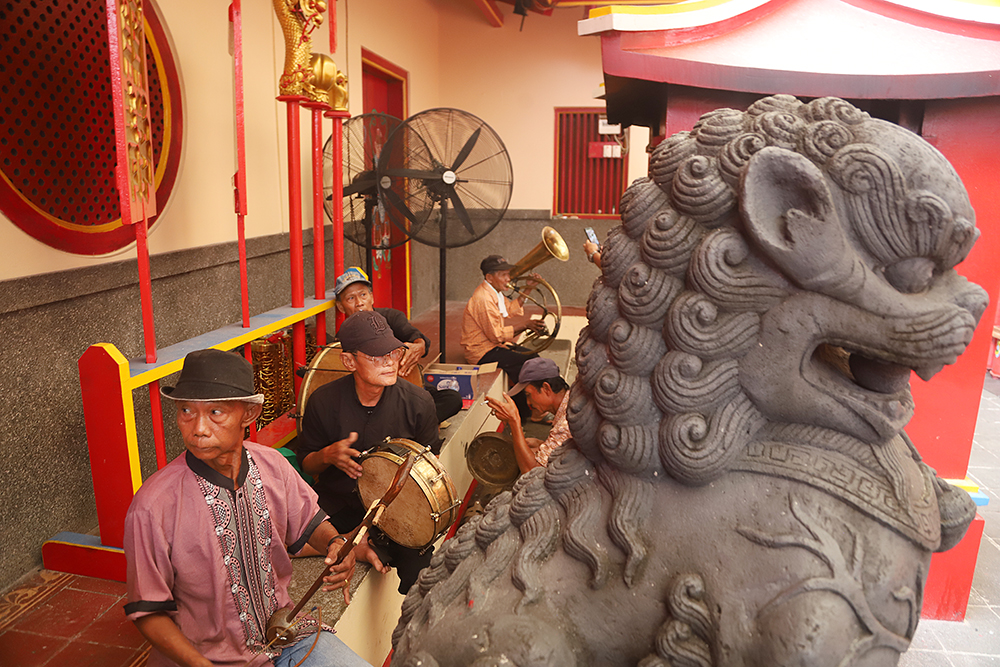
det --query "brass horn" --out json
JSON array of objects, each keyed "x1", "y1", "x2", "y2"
[
  {"x1": 507, "y1": 226, "x2": 567, "y2": 353},
  {"x1": 509, "y1": 226, "x2": 569, "y2": 278}
]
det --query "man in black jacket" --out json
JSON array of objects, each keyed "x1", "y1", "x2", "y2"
[{"x1": 298, "y1": 310, "x2": 439, "y2": 593}]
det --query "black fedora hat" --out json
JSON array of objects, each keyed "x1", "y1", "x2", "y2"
[{"x1": 161, "y1": 349, "x2": 263, "y2": 403}]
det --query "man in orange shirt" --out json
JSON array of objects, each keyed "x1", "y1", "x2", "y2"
[{"x1": 460, "y1": 255, "x2": 544, "y2": 421}]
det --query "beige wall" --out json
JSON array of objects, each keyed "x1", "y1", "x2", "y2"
[{"x1": 0, "y1": 0, "x2": 643, "y2": 281}]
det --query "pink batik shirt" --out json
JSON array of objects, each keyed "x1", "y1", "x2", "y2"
[{"x1": 123, "y1": 442, "x2": 327, "y2": 667}]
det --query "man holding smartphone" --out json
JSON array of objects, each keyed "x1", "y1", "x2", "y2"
[{"x1": 583, "y1": 227, "x2": 603, "y2": 269}]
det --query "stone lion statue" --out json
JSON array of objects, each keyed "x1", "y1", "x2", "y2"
[{"x1": 390, "y1": 95, "x2": 987, "y2": 667}]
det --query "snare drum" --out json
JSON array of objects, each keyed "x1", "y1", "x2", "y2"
[{"x1": 357, "y1": 438, "x2": 459, "y2": 549}]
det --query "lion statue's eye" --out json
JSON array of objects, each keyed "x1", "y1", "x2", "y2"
[{"x1": 882, "y1": 257, "x2": 935, "y2": 294}]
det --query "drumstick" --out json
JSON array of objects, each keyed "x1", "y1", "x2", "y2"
[{"x1": 285, "y1": 453, "x2": 416, "y2": 620}]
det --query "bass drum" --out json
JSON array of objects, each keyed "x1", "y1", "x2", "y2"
[
  {"x1": 296, "y1": 344, "x2": 422, "y2": 429},
  {"x1": 358, "y1": 438, "x2": 459, "y2": 549}
]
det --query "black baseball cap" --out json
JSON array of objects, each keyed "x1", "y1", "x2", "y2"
[
  {"x1": 480, "y1": 255, "x2": 516, "y2": 275},
  {"x1": 338, "y1": 310, "x2": 405, "y2": 357}
]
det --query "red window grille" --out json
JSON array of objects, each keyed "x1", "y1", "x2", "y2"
[{"x1": 553, "y1": 108, "x2": 628, "y2": 219}]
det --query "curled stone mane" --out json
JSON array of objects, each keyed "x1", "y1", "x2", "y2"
[
  {"x1": 390, "y1": 97, "x2": 986, "y2": 664},
  {"x1": 563, "y1": 94, "x2": 978, "y2": 575}
]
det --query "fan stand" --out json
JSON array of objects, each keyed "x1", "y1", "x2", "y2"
[
  {"x1": 438, "y1": 199, "x2": 449, "y2": 363},
  {"x1": 362, "y1": 197, "x2": 375, "y2": 279}
]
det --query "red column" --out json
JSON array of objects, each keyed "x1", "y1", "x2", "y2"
[
  {"x1": 279, "y1": 96, "x2": 308, "y2": 393},
  {"x1": 306, "y1": 103, "x2": 331, "y2": 344},
  {"x1": 327, "y1": 109, "x2": 350, "y2": 329}
]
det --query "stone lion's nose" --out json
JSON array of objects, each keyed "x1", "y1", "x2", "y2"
[{"x1": 954, "y1": 281, "x2": 989, "y2": 322}]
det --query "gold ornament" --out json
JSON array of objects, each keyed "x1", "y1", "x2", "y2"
[
  {"x1": 272, "y1": 0, "x2": 327, "y2": 97},
  {"x1": 306, "y1": 53, "x2": 348, "y2": 109}
]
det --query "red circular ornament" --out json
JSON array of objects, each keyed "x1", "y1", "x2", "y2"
[{"x1": 0, "y1": 0, "x2": 182, "y2": 255}]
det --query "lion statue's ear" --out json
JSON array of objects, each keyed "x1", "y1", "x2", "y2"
[{"x1": 741, "y1": 147, "x2": 857, "y2": 293}]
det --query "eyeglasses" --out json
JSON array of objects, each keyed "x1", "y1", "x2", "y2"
[{"x1": 353, "y1": 347, "x2": 404, "y2": 366}]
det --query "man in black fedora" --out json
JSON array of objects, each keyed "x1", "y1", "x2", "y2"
[
  {"x1": 123, "y1": 348, "x2": 374, "y2": 667},
  {"x1": 298, "y1": 310, "x2": 439, "y2": 594},
  {"x1": 460, "y1": 254, "x2": 545, "y2": 421}
]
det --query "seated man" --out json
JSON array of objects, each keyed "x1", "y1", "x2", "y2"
[
  {"x1": 333, "y1": 267, "x2": 462, "y2": 423},
  {"x1": 460, "y1": 254, "x2": 544, "y2": 420},
  {"x1": 298, "y1": 310, "x2": 440, "y2": 593},
  {"x1": 123, "y1": 348, "x2": 374, "y2": 667},
  {"x1": 485, "y1": 357, "x2": 571, "y2": 473}
]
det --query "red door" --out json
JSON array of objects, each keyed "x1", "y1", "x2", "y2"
[{"x1": 361, "y1": 49, "x2": 410, "y2": 315}]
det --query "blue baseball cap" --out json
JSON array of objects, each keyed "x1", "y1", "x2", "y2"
[{"x1": 334, "y1": 267, "x2": 372, "y2": 298}]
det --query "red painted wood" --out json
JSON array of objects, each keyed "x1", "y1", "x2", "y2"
[
  {"x1": 444, "y1": 480, "x2": 479, "y2": 542},
  {"x1": 554, "y1": 108, "x2": 627, "y2": 218},
  {"x1": 134, "y1": 217, "x2": 166, "y2": 467},
  {"x1": 230, "y1": 0, "x2": 251, "y2": 330},
  {"x1": 106, "y1": 0, "x2": 134, "y2": 226},
  {"x1": 329, "y1": 0, "x2": 338, "y2": 51},
  {"x1": 79, "y1": 345, "x2": 139, "y2": 549},
  {"x1": 922, "y1": 514, "x2": 984, "y2": 621},
  {"x1": 41, "y1": 540, "x2": 127, "y2": 583},
  {"x1": 908, "y1": 98, "x2": 1000, "y2": 478},
  {"x1": 328, "y1": 110, "x2": 350, "y2": 329},
  {"x1": 308, "y1": 105, "x2": 329, "y2": 344},
  {"x1": 361, "y1": 50, "x2": 410, "y2": 314},
  {"x1": 249, "y1": 412, "x2": 298, "y2": 449},
  {"x1": 134, "y1": 219, "x2": 157, "y2": 364},
  {"x1": 474, "y1": 0, "x2": 504, "y2": 27},
  {"x1": 149, "y1": 382, "x2": 167, "y2": 469},
  {"x1": 280, "y1": 97, "x2": 308, "y2": 393},
  {"x1": 596, "y1": 1, "x2": 1000, "y2": 101}
]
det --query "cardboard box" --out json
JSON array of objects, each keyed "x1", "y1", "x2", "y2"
[{"x1": 423, "y1": 362, "x2": 498, "y2": 408}]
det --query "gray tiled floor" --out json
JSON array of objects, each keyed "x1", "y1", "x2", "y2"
[{"x1": 901, "y1": 374, "x2": 1000, "y2": 666}]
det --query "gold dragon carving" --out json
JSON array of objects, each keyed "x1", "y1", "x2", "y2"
[{"x1": 273, "y1": 0, "x2": 348, "y2": 108}]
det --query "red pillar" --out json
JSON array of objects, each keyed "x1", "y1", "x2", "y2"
[{"x1": 279, "y1": 96, "x2": 308, "y2": 392}]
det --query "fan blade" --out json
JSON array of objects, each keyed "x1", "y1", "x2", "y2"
[
  {"x1": 382, "y1": 187, "x2": 421, "y2": 227},
  {"x1": 448, "y1": 187, "x2": 476, "y2": 236},
  {"x1": 342, "y1": 177, "x2": 378, "y2": 198},
  {"x1": 451, "y1": 127, "x2": 481, "y2": 171},
  {"x1": 381, "y1": 168, "x2": 442, "y2": 181}
]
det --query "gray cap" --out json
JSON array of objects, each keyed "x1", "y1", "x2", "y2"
[{"x1": 508, "y1": 357, "x2": 560, "y2": 395}]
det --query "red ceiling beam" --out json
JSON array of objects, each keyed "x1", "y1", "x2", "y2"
[{"x1": 475, "y1": 0, "x2": 504, "y2": 27}]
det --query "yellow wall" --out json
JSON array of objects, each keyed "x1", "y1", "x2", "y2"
[{"x1": 0, "y1": 0, "x2": 639, "y2": 281}]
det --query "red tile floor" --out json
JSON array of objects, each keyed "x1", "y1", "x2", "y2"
[{"x1": 0, "y1": 571, "x2": 148, "y2": 667}]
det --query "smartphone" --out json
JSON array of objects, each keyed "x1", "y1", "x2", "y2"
[{"x1": 585, "y1": 227, "x2": 600, "y2": 246}]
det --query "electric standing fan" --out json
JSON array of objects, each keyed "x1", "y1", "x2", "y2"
[
  {"x1": 323, "y1": 113, "x2": 408, "y2": 274},
  {"x1": 375, "y1": 108, "x2": 514, "y2": 360}
]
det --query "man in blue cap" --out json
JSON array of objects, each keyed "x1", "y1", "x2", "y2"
[{"x1": 333, "y1": 267, "x2": 461, "y2": 423}]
